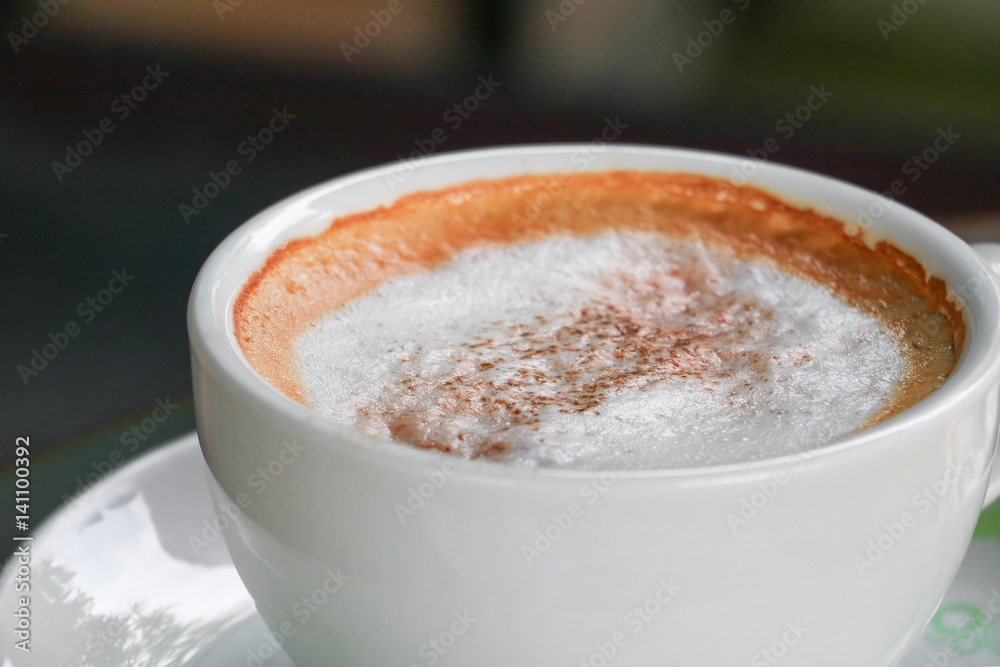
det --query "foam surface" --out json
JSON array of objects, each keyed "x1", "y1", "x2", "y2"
[{"x1": 295, "y1": 231, "x2": 905, "y2": 470}]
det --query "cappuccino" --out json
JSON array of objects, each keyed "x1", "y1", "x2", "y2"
[{"x1": 235, "y1": 172, "x2": 962, "y2": 470}]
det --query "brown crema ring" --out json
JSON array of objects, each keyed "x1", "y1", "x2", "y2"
[{"x1": 234, "y1": 171, "x2": 963, "y2": 430}]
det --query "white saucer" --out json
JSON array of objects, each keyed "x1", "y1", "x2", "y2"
[
  {"x1": 0, "y1": 434, "x2": 293, "y2": 667},
  {"x1": 1, "y1": 433, "x2": 998, "y2": 667}
]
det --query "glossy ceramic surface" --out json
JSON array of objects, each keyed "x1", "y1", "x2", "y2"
[
  {"x1": 0, "y1": 434, "x2": 294, "y2": 667},
  {"x1": 1, "y1": 434, "x2": 997, "y2": 666},
  {"x1": 189, "y1": 145, "x2": 1000, "y2": 666}
]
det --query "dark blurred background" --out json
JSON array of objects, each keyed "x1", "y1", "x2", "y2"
[{"x1": 1, "y1": 0, "x2": 999, "y2": 536}]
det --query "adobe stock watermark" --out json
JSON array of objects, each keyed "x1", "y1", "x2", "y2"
[
  {"x1": 404, "y1": 610, "x2": 478, "y2": 667},
  {"x1": 236, "y1": 567, "x2": 350, "y2": 667},
  {"x1": 51, "y1": 65, "x2": 169, "y2": 182},
  {"x1": 7, "y1": 0, "x2": 72, "y2": 54},
  {"x1": 952, "y1": 270, "x2": 992, "y2": 312},
  {"x1": 877, "y1": 0, "x2": 932, "y2": 41},
  {"x1": 11, "y1": 499, "x2": 31, "y2": 653},
  {"x1": 750, "y1": 620, "x2": 809, "y2": 666},
  {"x1": 510, "y1": 116, "x2": 629, "y2": 231},
  {"x1": 178, "y1": 106, "x2": 296, "y2": 224},
  {"x1": 213, "y1": 0, "x2": 244, "y2": 20},
  {"x1": 726, "y1": 452, "x2": 811, "y2": 534},
  {"x1": 394, "y1": 458, "x2": 458, "y2": 524},
  {"x1": 340, "y1": 0, "x2": 413, "y2": 63},
  {"x1": 521, "y1": 460, "x2": 626, "y2": 566},
  {"x1": 545, "y1": 0, "x2": 588, "y2": 32},
  {"x1": 672, "y1": 0, "x2": 751, "y2": 73},
  {"x1": 383, "y1": 74, "x2": 502, "y2": 192},
  {"x1": 425, "y1": 273, "x2": 473, "y2": 315},
  {"x1": 15, "y1": 267, "x2": 135, "y2": 386},
  {"x1": 189, "y1": 438, "x2": 306, "y2": 555},
  {"x1": 854, "y1": 126, "x2": 960, "y2": 231},
  {"x1": 59, "y1": 397, "x2": 180, "y2": 508},
  {"x1": 728, "y1": 84, "x2": 835, "y2": 186},
  {"x1": 853, "y1": 461, "x2": 965, "y2": 575},
  {"x1": 578, "y1": 578, "x2": 682, "y2": 667}
]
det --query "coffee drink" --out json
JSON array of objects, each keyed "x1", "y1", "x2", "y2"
[{"x1": 234, "y1": 172, "x2": 962, "y2": 470}]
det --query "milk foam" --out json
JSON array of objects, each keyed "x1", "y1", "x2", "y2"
[{"x1": 295, "y1": 231, "x2": 905, "y2": 470}]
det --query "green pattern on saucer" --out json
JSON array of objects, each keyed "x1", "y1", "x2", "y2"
[{"x1": 974, "y1": 496, "x2": 1000, "y2": 541}]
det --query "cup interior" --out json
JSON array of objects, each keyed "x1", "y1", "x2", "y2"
[{"x1": 188, "y1": 144, "x2": 1000, "y2": 478}]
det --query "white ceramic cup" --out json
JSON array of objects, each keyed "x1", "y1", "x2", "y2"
[{"x1": 188, "y1": 145, "x2": 1000, "y2": 667}]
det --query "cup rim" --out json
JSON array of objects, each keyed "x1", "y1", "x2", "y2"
[{"x1": 188, "y1": 143, "x2": 1000, "y2": 480}]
